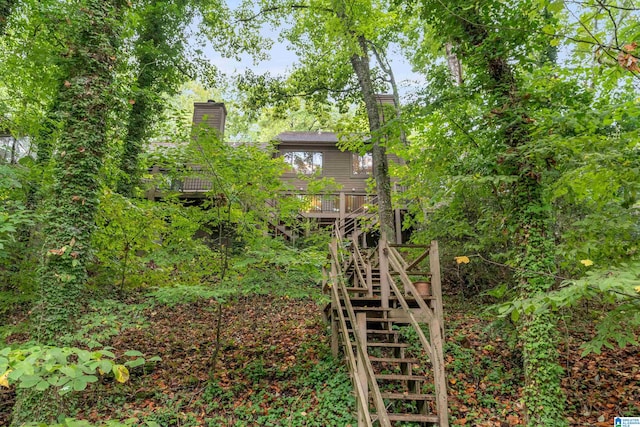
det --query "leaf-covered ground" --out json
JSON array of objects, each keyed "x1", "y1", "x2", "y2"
[
  {"x1": 444, "y1": 300, "x2": 640, "y2": 426},
  {"x1": 2, "y1": 294, "x2": 639, "y2": 426}
]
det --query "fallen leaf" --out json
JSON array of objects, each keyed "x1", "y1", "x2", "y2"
[
  {"x1": 0, "y1": 370, "x2": 11, "y2": 387},
  {"x1": 113, "y1": 364, "x2": 129, "y2": 383}
]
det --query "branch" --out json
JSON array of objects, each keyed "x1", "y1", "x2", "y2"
[
  {"x1": 564, "y1": 0, "x2": 639, "y2": 12},
  {"x1": 596, "y1": 0, "x2": 620, "y2": 47},
  {"x1": 234, "y1": 4, "x2": 337, "y2": 23}
]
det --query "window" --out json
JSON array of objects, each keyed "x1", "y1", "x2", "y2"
[
  {"x1": 352, "y1": 153, "x2": 373, "y2": 176},
  {"x1": 283, "y1": 151, "x2": 323, "y2": 175}
]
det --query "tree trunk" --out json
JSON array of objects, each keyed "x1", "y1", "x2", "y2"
[
  {"x1": 37, "y1": 0, "x2": 125, "y2": 342},
  {"x1": 350, "y1": 36, "x2": 395, "y2": 242},
  {"x1": 11, "y1": 2, "x2": 125, "y2": 424},
  {"x1": 0, "y1": 0, "x2": 16, "y2": 35},
  {"x1": 117, "y1": 6, "x2": 164, "y2": 196},
  {"x1": 445, "y1": 42, "x2": 463, "y2": 85},
  {"x1": 454, "y1": 13, "x2": 566, "y2": 426}
]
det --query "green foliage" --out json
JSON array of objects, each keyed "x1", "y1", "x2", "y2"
[
  {"x1": 148, "y1": 285, "x2": 223, "y2": 307},
  {"x1": 92, "y1": 191, "x2": 225, "y2": 291},
  {"x1": 0, "y1": 345, "x2": 160, "y2": 395},
  {"x1": 0, "y1": 165, "x2": 33, "y2": 252},
  {"x1": 92, "y1": 191, "x2": 166, "y2": 290},
  {"x1": 187, "y1": 125, "x2": 292, "y2": 239},
  {"x1": 203, "y1": 345, "x2": 356, "y2": 426},
  {"x1": 228, "y1": 236, "x2": 327, "y2": 301},
  {"x1": 495, "y1": 262, "x2": 640, "y2": 354},
  {"x1": 58, "y1": 299, "x2": 149, "y2": 349},
  {"x1": 23, "y1": 418, "x2": 160, "y2": 427}
]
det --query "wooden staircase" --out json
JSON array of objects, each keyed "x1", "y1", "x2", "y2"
[{"x1": 324, "y1": 233, "x2": 448, "y2": 426}]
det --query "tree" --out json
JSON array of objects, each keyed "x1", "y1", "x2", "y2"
[
  {"x1": 407, "y1": 0, "x2": 569, "y2": 424},
  {"x1": 10, "y1": 0, "x2": 129, "y2": 421},
  {"x1": 117, "y1": 0, "x2": 199, "y2": 196},
  {"x1": 227, "y1": 0, "x2": 404, "y2": 241}
]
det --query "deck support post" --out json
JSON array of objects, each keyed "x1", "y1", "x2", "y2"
[
  {"x1": 366, "y1": 262, "x2": 373, "y2": 298},
  {"x1": 339, "y1": 192, "x2": 346, "y2": 236},
  {"x1": 379, "y1": 234, "x2": 390, "y2": 309},
  {"x1": 394, "y1": 208, "x2": 402, "y2": 244},
  {"x1": 330, "y1": 242, "x2": 340, "y2": 358},
  {"x1": 356, "y1": 312, "x2": 368, "y2": 427},
  {"x1": 430, "y1": 240, "x2": 444, "y2": 337}
]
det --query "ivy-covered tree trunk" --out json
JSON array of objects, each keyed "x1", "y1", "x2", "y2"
[
  {"x1": 38, "y1": 0, "x2": 125, "y2": 341},
  {"x1": 463, "y1": 22, "x2": 567, "y2": 427},
  {"x1": 416, "y1": 0, "x2": 567, "y2": 423},
  {"x1": 117, "y1": 1, "x2": 190, "y2": 196},
  {"x1": 11, "y1": 1, "x2": 126, "y2": 424},
  {"x1": 510, "y1": 169, "x2": 565, "y2": 426}
]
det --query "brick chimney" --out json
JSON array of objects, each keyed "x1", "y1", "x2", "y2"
[{"x1": 192, "y1": 100, "x2": 227, "y2": 139}]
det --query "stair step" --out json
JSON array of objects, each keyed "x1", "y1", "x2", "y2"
[
  {"x1": 375, "y1": 374, "x2": 426, "y2": 381},
  {"x1": 336, "y1": 306, "x2": 392, "y2": 312},
  {"x1": 364, "y1": 317, "x2": 396, "y2": 323},
  {"x1": 369, "y1": 356, "x2": 420, "y2": 364},
  {"x1": 387, "y1": 413, "x2": 439, "y2": 423},
  {"x1": 346, "y1": 329, "x2": 399, "y2": 335},
  {"x1": 380, "y1": 392, "x2": 435, "y2": 401},
  {"x1": 364, "y1": 342, "x2": 409, "y2": 348}
]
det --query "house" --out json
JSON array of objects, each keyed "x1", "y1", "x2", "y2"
[{"x1": 146, "y1": 98, "x2": 406, "y2": 242}]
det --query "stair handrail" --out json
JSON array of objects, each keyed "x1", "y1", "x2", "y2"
[
  {"x1": 336, "y1": 195, "x2": 378, "y2": 238},
  {"x1": 328, "y1": 280, "x2": 373, "y2": 427},
  {"x1": 350, "y1": 240, "x2": 369, "y2": 293},
  {"x1": 380, "y1": 239, "x2": 450, "y2": 427},
  {"x1": 329, "y1": 241, "x2": 391, "y2": 427}
]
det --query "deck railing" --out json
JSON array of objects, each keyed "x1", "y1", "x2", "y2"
[{"x1": 144, "y1": 168, "x2": 376, "y2": 215}]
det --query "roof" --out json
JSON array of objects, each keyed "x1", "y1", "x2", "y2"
[{"x1": 275, "y1": 131, "x2": 338, "y2": 144}]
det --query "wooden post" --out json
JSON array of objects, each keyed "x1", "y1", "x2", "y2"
[
  {"x1": 430, "y1": 240, "x2": 444, "y2": 337},
  {"x1": 330, "y1": 241, "x2": 340, "y2": 357},
  {"x1": 356, "y1": 312, "x2": 369, "y2": 427},
  {"x1": 394, "y1": 208, "x2": 402, "y2": 244},
  {"x1": 429, "y1": 317, "x2": 449, "y2": 427},
  {"x1": 339, "y1": 192, "x2": 346, "y2": 236},
  {"x1": 366, "y1": 262, "x2": 373, "y2": 298},
  {"x1": 353, "y1": 216, "x2": 358, "y2": 241},
  {"x1": 379, "y1": 235, "x2": 390, "y2": 309}
]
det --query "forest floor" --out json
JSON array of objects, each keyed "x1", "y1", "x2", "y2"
[{"x1": 1, "y1": 292, "x2": 639, "y2": 426}]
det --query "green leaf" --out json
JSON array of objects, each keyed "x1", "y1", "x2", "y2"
[
  {"x1": 35, "y1": 380, "x2": 50, "y2": 391},
  {"x1": 98, "y1": 349, "x2": 116, "y2": 359},
  {"x1": 124, "y1": 358, "x2": 145, "y2": 368},
  {"x1": 18, "y1": 375, "x2": 41, "y2": 389},
  {"x1": 123, "y1": 350, "x2": 144, "y2": 357},
  {"x1": 72, "y1": 377, "x2": 88, "y2": 391},
  {"x1": 60, "y1": 365, "x2": 81, "y2": 379}
]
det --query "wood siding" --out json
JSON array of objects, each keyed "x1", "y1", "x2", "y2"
[{"x1": 277, "y1": 143, "x2": 402, "y2": 192}]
